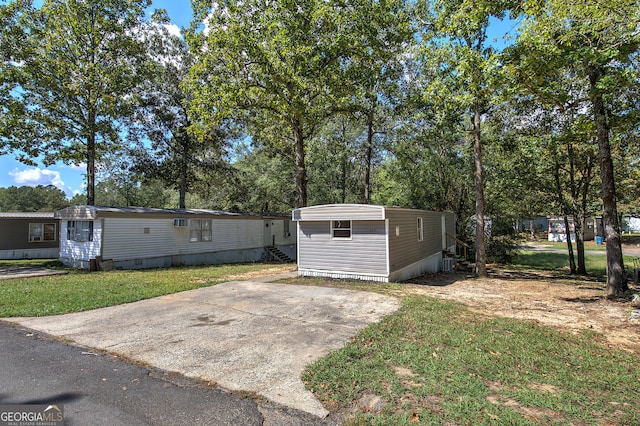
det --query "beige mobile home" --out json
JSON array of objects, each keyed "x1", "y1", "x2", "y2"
[
  {"x1": 0, "y1": 212, "x2": 60, "y2": 259},
  {"x1": 55, "y1": 205, "x2": 296, "y2": 270},
  {"x1": 292, "y1": 204, "x2": 456, "y2": 282}
]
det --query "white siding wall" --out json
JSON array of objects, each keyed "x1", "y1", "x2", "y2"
[
  {"x1": 59, "y1": 220, "x2": 102, "y2": 262},
  {"x1": 101, "y1": 217, "x2": 265, "y2": 261},
  {"x1": 298, "y1": 220, "x2": 388, "y2": 277},
  {"x1": 269, "y1": 219, "x2": 296, "y2": 246},
  {"x1": 293, "y1": 204, "x2": 385, "y2": 221}
]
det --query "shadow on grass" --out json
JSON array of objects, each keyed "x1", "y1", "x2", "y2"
[{"x1": 403, "y1": 272, "x2": 465, "y2": 287}]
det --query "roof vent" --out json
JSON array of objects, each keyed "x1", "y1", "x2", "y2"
[{"x1": 174, "y1": 218, "x2": 188, "y2": 227}]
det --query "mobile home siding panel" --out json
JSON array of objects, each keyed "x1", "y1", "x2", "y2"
[
  {"x1": 298, "y1": 220, "x2": 387, "y2": 275},
  {"x1": 0, "y1": 218, "x2": 59, "y2": 251},
  {"x1": 444, "y1": 212, "x2": 455, "y2": 238},
  {"x1": 101, "y1": 217, "x2": 265, "y2": 261},
  {"x1": 59, "y1": 220, "x2": 102, "y2": 261},
  {"x1": 388, "y1": 210, "x2": 442, "y2": 271},
  {"x1": 293, "y1": 204, "x2": 385, "y2": 221}
]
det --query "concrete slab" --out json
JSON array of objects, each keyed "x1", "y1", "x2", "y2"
[
  {"x1": 0, "y1": 266, "x2": 67, "y2": 280},
  {"x1": 9, "y1": 281, "x2": 400, "y2": 418}
]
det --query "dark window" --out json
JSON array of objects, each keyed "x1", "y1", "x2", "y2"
[
  {"x1": 67, "y1": 221, "x2": 93, "y2": 242},
  {"x1": 332, "y1": 220, "x2": 351, "y2": 239},
  {"x1": 29, "y1": 223, "x2": 56, "y2": 242}
]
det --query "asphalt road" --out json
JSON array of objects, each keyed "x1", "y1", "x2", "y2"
[{"x1": 0, "y1": 322, "x2": 331, "y2": 426}]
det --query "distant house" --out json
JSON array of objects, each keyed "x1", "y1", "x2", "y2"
[
  {"x1": 622, "y1": 215, "x2": 640, "y2": 233},
  {"x1": 54, "y1": 205, "x2": 296, "y2": 270},
  {"x1": 0, "y1": 212, "x2": 60, "y2": 260},
  {"x1": 518, "y1": 216, "x2": 549, "y2": 234},
  {"x1": 292, "y1": 204, "x2": 456, "y2": 282},
  {"x1": 547, "y1": 216, "x2": 596, "y2": 242}
]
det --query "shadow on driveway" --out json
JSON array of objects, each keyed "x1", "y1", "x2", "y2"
[{"x1": 9, "y1": 280, "x2": 400, "y2": 418}]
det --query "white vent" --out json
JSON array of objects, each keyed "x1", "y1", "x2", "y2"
[{"x1": 174, "y1": 218, "x2": 188, "y2": 227}]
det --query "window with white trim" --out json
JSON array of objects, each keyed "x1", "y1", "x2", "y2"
[
  {"x1": 332, "y1": 220, "x2": 351, "y2": 239},
  {"x1": 190, "y1": 219, "x2": 212, "y2": 242},
  {"x1": 29, "y1": 223, "x2": 56, "y2": 242},
  {"x1": 67, "y1": 221, "x2": 93, "y2": 242},
  {"x1": 417, "y1": 217, "x2": 424, "y2": 241}
]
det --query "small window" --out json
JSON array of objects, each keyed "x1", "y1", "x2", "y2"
[
  {"x1": 29, "y1": 223, "x2": 57, "y2": 242},
  {"x1": 174, "y1": 218, "x2": 188, "y2": 227},
  {"x1": 284, "y1": 220, "x2": 291, "y2": 237},
  {"x1": 190, "y1": 219, "x2": 212, "y2": 242},
  {"x1": 332, "y1": 220, "x2": 351, "y2": 239},
  {"x1": 67, "y1": 221, "x2": 93, "y2": 242},
  {"x1": 417, "y1": 217, "x2": 424, "y2": 241}
]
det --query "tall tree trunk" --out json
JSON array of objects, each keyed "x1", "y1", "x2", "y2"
[
  {"x1": 293, "y1": 121, "x2": 307, "y2": 208},
  {"x1": 575, "y1": 211, "x2": 586, "y2": 275},
  {"x1": 364, "y1": 115, "x2": 373, "y2": 204},
  {"x1": 562, "y1": 214, "x2": 577, "y2": 274},
  {"x1": 340, "y1": 120, "x2": 348, "y2": 204},
  {"x1": 179, "y1": 161, "x2": 187, "y2": 209},
  {"x1": 178, "y1": 129, "x2": 189, "y2": 209},
  {"x1": 472, "y1": 107, "x2": 488, "y2": 277},
  {"x1": 576, "y1": 153, "x2": 593, "y2": 275},
  {"x1": 588, "y1": 67, "x2": 627, "y2": 296},
  {"x1": 552, "y1": 150, "x2": 576, "y2": 273},
  {"x1": 529, "y1": 220, "x2": 536, "y2": 240},
  {"x1": 87, "y1": 130, "x2": 96, "y2": 206}
]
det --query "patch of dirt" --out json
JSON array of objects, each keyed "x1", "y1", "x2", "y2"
[
  {"x1": 225, "y1": 265, "x2": 297, "y2": 280},
  {"x1": 401, "y1": 268, "x2": 640, "y2": 355}
]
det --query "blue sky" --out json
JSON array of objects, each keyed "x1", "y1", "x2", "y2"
[{"x1": 0, "y1": 2, "x2": 518, "y2": 199}]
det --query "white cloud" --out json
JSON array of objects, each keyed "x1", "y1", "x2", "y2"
[
  {"x1": 165, "y1": 23, "x2": 181, "y2": 37},
  {"x1": 9, "y1": 167, "x2": 73, "y2": 196},
  {"x1": 68, "y1": 162, "x2": 86, "y2": 170}
]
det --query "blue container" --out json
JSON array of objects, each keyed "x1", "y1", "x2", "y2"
[{"x1": 595, "y1": 236, "x2": 603, "y2": 245}]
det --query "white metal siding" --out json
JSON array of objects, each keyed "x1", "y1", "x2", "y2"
[
  {"x1": 59, "y1": 220, "x2": 101, "y2": 261},
  {"x1": 268, "y1": 219, "x2": 297, "y2": 246},
  {"x1": 293, "y1": 204, "x2": 385, "y2": 221},
  {"x1": 297, "y1": 220, "x2": 388, "y2": 275},
  {"x1": 101, "y1": 217, "x2": 265, "y2": 261}
]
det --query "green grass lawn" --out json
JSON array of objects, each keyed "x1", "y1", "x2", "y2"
[
  {"x1": 530, "y1": 240, "x2": 608, "y2": 251},
  {"x1": 0, "y1": 262, "x2": 288, "y2": 317},
  {"x1": 302, "y1": 295, "x2": 640, "y2": 425},
  {"x1": 513, "y1": 251, "x2": 639, "y2": 277},
  {"x1": 3, "y1": 258, "x2": 640, "y2": 424}
]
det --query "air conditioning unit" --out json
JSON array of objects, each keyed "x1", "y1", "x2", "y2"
[
  {"x1": 173, "y1": 218, "x2": 189, "y2": 227},
  {"x1": 442, "y1": 257, "x2": 456, "y2": 272}
]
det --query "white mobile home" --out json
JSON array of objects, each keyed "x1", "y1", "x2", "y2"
[
  {"x1": 55, "y1": 205, "x2": 296, "y2": 270},
  {"x1": 547, "y1": 216, "x2": 596, "y2": 242},
  {"x1": 292, "y1": 204, "x2": 456, "y2": 282}
]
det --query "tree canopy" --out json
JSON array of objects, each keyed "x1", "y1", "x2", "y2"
[
  {"x1": 0, "y1": 0, "x2": 152, "y2": 205},
  {"x1": 0, "y1": 0, "x2": 639, "y2": 287}
]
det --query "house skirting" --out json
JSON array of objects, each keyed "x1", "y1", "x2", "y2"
[
  {"x1": 60, "y1": 244, "x2": 297, "y2": 270},
  {"x1": 0, "y1": 248, "x2": 59, "y2": 260},
  {"x1": 388, "y1": 252, "x2": 442, "y2": 282},
  {"x1": 298, "y1": 268, "x2": 390, "y2": 282},
  {"x1": 298, "y1": 252, "x2": 443, "y2": 283}
]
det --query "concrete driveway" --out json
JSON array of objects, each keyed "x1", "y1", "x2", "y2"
[{"x1": 9, "y1": 279, "x2": 400, "y2": 418}]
